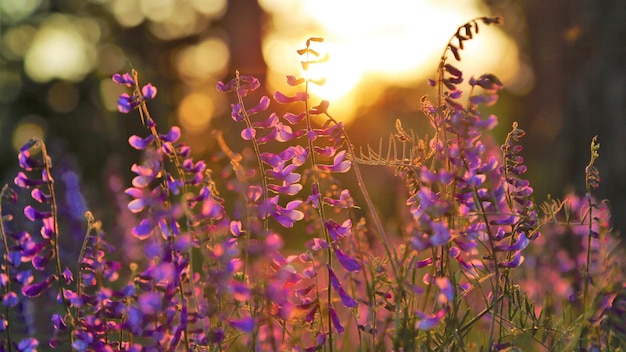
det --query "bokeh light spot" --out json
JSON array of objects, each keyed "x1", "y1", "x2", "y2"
[
  {"x1": 177, "y1": 37, "x2": 230, "y2": 82},
  {"x1": 190, "y1": 0, "x2": 227, "y2": 18},
  {"x1": 2, "y1": 25, "x2": 37, "y2": 60},
  {"x1": 12, "y1": 117, "x2": 46, "y2": 153},
  {"x1": 24, "y1": 15, "x2": 98, "y2": 83},
  {"x1": 140, "y1": 0, "x2": 175, "y2": 22},
  {"x1": 260, "y1": 0, "x2": 523, "y2": 124},
  {"x1": 111, "y1": 0, "x2": 145, "y2": 28},
  {"x1": 96, "y1": 43, "x2": 127, "y2": 75},
  {"x1": 0, "y1": 0, "x2": 42, "y2": 24},
  {"x1": 100, "y1": 78, "x2": 126, "y2": 112},
  {"x1": 178, "y1": 92, "x2": 214, "y2": 131},
  {"x1": 148, "y1": 3, "x2": 204, "y2": 40},
  {"x1": 47, "y1": 82, "x2": 80, "y2": 114}
]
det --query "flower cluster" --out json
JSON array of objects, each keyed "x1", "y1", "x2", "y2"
[
  {"x1": 0, "y1": 18, "x2": 623, "y2": 352},
  {"x1": 112, "y1": 72, "x2": 157, "y2": 114}
]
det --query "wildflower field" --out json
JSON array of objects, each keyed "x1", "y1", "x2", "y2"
[{"x1": 1, "y1": 17, "x2": 625, "y2": 351}]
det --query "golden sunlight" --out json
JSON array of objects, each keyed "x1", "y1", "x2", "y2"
[
  {"x1": 259, "y1": 0, "x2": 528, "y2": 124},
  {"x1": 24, "y1": 14, "x2": 99, "y2": 83}
]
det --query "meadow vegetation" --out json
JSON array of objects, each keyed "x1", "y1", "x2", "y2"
[{"x1": 1, "y1": 17, "x2": 624, "y2": 351}]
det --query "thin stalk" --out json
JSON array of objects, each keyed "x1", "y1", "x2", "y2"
[
  {"x1": 305, "y1": 83, "x2": 334, "y2": 352},
  {"x1": 36, "y1": 140, "x2": 75, "y2": 346},
  {"x1": 75, "y1": 211, "x2": 96, "y2": 323},
  {"x1": 580, "y1": 136, "x2": 599, "y2": 348},
  {"x1": 233, "y1": 70, "x2": 270, "y2": 284},
  {"x1": 323, "y1": 113, "x2": 400, "y2": 280},
  {"x1": 0, "y1": 185, "x2": 13, "y2": 352},
  {"x1": 468, "y1": 181, "x2": 501, "y2": 350},
  {"x1": 132, "y1": 70, "x2": 198, "y2": 349}
]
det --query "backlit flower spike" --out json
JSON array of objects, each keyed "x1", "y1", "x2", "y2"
[
  {"x1": 494, "y1": 233, "x2": 529, "y2": 252},
  {"x1": 255, "y1": 128, "x2": 277, "y2": 144},
  {"x1": 282, "y1": 112, "x2": 306, "y2": 125},
  {"x1": 228, "y1": 315, "x2": 254, "y2": 333},
  {"x1": 216, "y1": 74, "x2": 260, "y2": 97},
  {"x1": 252, "y1": 112, "x2": 279, "y2": 128},
  {"x1": 265, "y1": 162, "x2": 301, "y2": 183},
  {"x1": 181, "y1": 158, "x2": 205, "y2": 174},
  {"x1": 435, "y1": 277, "x2": 454, "y2": 305},
  {"x1": 415, "y1": 309, "x2": 446, "y2": 330},
  {"x1": 286, "y1": 75, "x2": 305, "y2": 86},
  {"x1": 309, "y1": 100, "x2": 329, "y2": 115},
  {"x1": 14, "y1": 172, "x2": 44, "y2": 188},
  {"x1": 240, "y1": 127, "x2": 256, "y2": 141},
  {"x1": 18, "y1": 149, "x2": 43, "y2": 171},
  {"x1": 272, "y1": 200, "x2": 304, "y2": 228},
  {"x1": 309, "y1": 237, "x2": 330, "y2": 251},
  {"x1": 274, "y1": 91, "x2": 309, "y2": 104},
  {"x1": 328, "y1": 302, "x2": 344, "y2": 334},
  {"x1": 141, "y1": 83, "x2": 157, "y2": 100},
  {"x1": 41, "y1": 217, "x2": 54, "y2": 239},
  {"x1": 24, "y1": 205, "x2": 51, "y2": 221},
  {"x1": 323, "y1": 189, "x2": 354, "y2": 209},
  {"x1": 230, "y1": 220, "x2": 243, "y2": 237},
  {"x1": 230, "y1": 103, "x2": 245, "y2": 122},
  {"x1": 267, "y1": 181, "x2": 302, "y2": 196},
  {"x1": 164, "y1": 172, "x2": 184, "y2": 195},
  {"x1": 200, "y1": 191, "x2": 225, "y2": 220},
  {"x1": 333, "y1": 245, "x2": 361, "y2": 272},
  {"x1": 497, "y1": 251, "x2": 524, "y2": 268},
  {"x1": 469, "y1": 73, "x2": 503, "y2": 94},
  {"x1": 112, "y1": 72, "x2": 158, "y2": 114},
  {"x1": 313, "y1": 124, "x2": 343, "y2": 147},
  {"x1": 128, "y1": 135, "x2": 155, "y2": 150},
  {"x1": 327, "y1": 265, "x2": 357, "y2": 308},
  {"x1": 161, "y1": 126, "x2": 181, "y2": 144},
  {"x1": 275, "y1": 122, "x2": 303, "y2": 142},
  {"x1": 112, "y1": 72, "x2": 135, "y2": 87},
  {"x1": 117, "y1": 94, "x2": 139, "y2": 114},
  {"x1": 324, "y1": 219, "x2": 352, "y2": 241},
  {"x1": 22, "y1": 274, "x2": 56, "y2": 297},
  {"x1": 132, "y1": 219, "x2": 154, "y2": 240},
  {"x1": 247, "y1": 96, "x2": 270, "y2": 115},
  {"x1": 260, "y1": 146, "x2": 309, "y2": 168},
  {"x1": 317, "y1": 150, "x2": 351, "y2": 173},
  {"x1": 313, "y1": 145, "x2": 338, "y2": 158},
  {"x1": 17, "y1": 338, "x2": 39, "y2": 351}
]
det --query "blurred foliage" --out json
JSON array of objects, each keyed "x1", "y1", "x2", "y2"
[{"x1": 1, "y1": 0, "x2": 625, "y2": 233}]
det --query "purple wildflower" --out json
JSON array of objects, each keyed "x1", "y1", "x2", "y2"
[
  {"x1": 112, "y1": 72, "x2": 158, "y2": 113},
  {"x1": 328, "y1": 302, "x2": 344, "y2": 333},
  {"x1": 217, "y1": 74, "x2": 260, "y2": 97},
  {"x1": 17, "y1": 337, "x2": 39, "y2": 352},
  {"x1": 274, "y1": 91, "x2": 309, "y2": 104},
  {"x1": 229, "y1": 316, "x2": 254, "y2": 333},
  {"x1": 327, "y1": 265, "x2": 357, "y2": 308},
  {"x1": 22, "y1": 274, "x2": 56, "y2": 297},
  {"x1": 415, "y1": 309, "x2": 445, "y2": 330},
  {"x1": 112, "y1": 72, "x2": 135, "y2": 86},
  {"x1": 317, "y1": 150, "x2": 351, "y2": 173},
  {"x1": 333, "y1": 245, "x2": 361, "y2": 272}
]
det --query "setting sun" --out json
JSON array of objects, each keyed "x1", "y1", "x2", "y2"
[{"x1": 259, "y1": 0, "x2": 527, "y2": 123}]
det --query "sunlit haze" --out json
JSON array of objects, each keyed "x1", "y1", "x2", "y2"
[
  {"x1": 3, "y1": 0, "x2": 534, "y2": 150},
  {"x1": 260, "y1": 0, "x2": 531, "y2": 124}
]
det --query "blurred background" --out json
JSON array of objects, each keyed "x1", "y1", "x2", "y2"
[{"x1": 1, "y1": 0, "x2": 625, "y2": 234}]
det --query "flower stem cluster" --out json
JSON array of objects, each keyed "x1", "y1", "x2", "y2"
[{"x1": 0, "y1": 18, "x2": 623, "y2": 352}]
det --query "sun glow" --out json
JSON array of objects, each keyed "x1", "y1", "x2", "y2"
[{"x1": 259, "y1": 0, "x2": 528, "y2": 124}]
